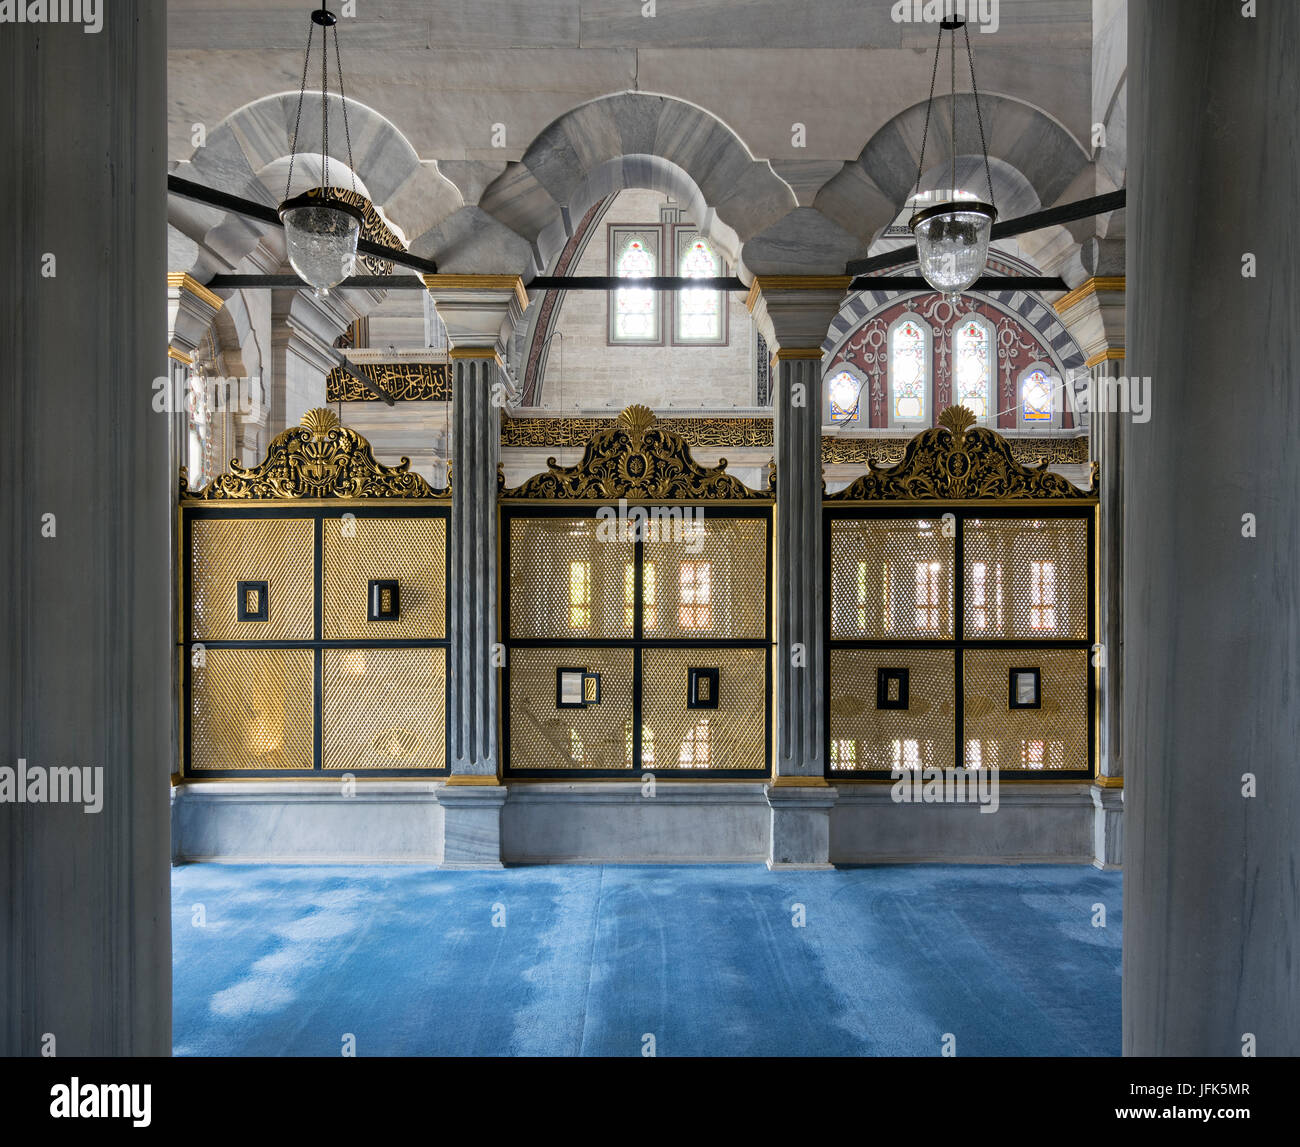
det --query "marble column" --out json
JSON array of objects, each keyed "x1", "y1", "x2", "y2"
[
  {"x1": 747, "y1": 277, "x2": 851, "y2": 868},
  {"x1": 426, "y1": 277, "x2": 528, "y2": 867},
  {"x1": 1125, "y1": 0, "x2": 1299, "y2": 1056},
  {"x1": 1054, "y1": 268, "x2": 1126, "y2": 867},
  {"x1": 0, "y1": 5, "x2": 171, "y2": 1055}
]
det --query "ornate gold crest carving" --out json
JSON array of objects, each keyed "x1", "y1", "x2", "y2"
[
  {"x1": 827, "y1": 405, "x2": 1098, "y2": 501},
  {"x1": 501, "y1": 405, "x2": 772, "y2": 501},
  {"x1": 181, "y1": 408, "x2": 447, "y2": 500}
]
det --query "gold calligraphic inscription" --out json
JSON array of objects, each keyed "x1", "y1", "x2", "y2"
[{"x1": 326, "y1": 362, "x2": 452, "y2": 403}]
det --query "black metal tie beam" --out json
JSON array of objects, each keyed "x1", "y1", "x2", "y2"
[
  {"x1": 843, "y1": 189, "x2": 1126, "y2": 277},
  {"x1": 204, "y1": 272, "x2": 1065, "y2": 292},
  {"x1": 167, "y1": 174, "x2": 439, "y2": 276}
]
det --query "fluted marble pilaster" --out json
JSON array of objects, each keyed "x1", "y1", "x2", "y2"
[
  {"x1": 448, "y1": 352, "x2": 501, "y2": 777},
  {"x1": 0, "y1": 4, "x2": 171, "y2": 1056},
  {"x1": 747, "y1": 279, "x2": 850, "y2": 868},
  {"x1": 1125, "y1": 0, "x2": 1299, "y2": 1056}
]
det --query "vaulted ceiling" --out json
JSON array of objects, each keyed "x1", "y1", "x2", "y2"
[{"x1": 167, "y1": 0, "x2": 1121, "y2": 283}]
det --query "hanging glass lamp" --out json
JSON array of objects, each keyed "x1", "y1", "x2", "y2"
[
  {"x1": 907, "y1": 16, "x2": 998, "y2": 302},
  {"x1": 278, "y1": 5, "x2": 362, "y2": 296}
]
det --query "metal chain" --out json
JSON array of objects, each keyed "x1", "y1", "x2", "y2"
[
  {"x1": 284, "y1": 20, "x2": 315, "y2": 202},
  {"x1": 949, "y1": 19, "x2": 956, "y2": 196},
  {"x1": 964, "y1": 21, "x2": 996, "y2": 215},
  {"x1": 910, "y1": 25, "x2": 944, "y2": 208},
  {"x1": 332, "y1": 21, "x2": 357, "y2": 195},
  {"x1": 320, "y1": 13, "x2": 330, "y2": 192}
]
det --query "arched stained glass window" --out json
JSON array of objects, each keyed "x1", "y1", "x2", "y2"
[
  {"x1": 676, "y1": 233, "x2": 724, "y2": 343},
  {"x1": 828, "y1": 369, "x2": 862, "y2": 423},
  {"x1": 953, "y1": 316, "x2": 993, "y2": 420},
  {"x1": 611, "y1": 229, "x2": 660, "y2": 343},
  {"x1": 1021, "y1": 368, "x2": 1054, "y2": 422},
  {"x1": 889, "y1": 315, "x2": 929, "y2": 425}
]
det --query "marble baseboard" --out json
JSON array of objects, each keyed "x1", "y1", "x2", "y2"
[
  {"x1": 767, "y1": 783, "x2": 839, "y2": 869},
  {"x1": 830, "y1": 783, "x2": 1104, "y2": 864},
  {"x1": 502, "y1": 782, "x2": 771, "y2": 864},
  {"x1": 171, "y1": 779, "x2": 1121, "y2": 867},
  {"x1": 171, "y1": 781, "x2": 445, "y2": 863}
]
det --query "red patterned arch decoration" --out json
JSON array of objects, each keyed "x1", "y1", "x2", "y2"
[{"x1": 827, "y1": 292, "x2": 1075, "y2": 431}]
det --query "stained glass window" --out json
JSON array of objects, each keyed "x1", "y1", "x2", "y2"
[
  {"x1": 890, "y1": 317, "x2": 928, "y2": 423},
  {"x1": 1022, "y1": 368, "x2": 1054, "y2": 422},
  {"x1": 675, "y1": 231, "x2": 724, "y2": 343},
  {"x1": 610, "y1": 229, "x2": 659, "y2": 342},
  {"x1": 829, "y1": 369, "x2": 862, "y2": 423},
  {"x1": 953, "y1": 317, "x2": 992, "y2": 420}
]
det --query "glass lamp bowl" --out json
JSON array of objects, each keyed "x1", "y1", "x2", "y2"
[
  {"x1": 278, "y1": 189, "x2": 365, "y2": 296},
  {"x1": 908, "y1": 201, "x2": 997, "y2": 300}
]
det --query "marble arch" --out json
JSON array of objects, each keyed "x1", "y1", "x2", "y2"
[{"x1": 815, "y1": 91, "x2": 1096, "y2": 256}]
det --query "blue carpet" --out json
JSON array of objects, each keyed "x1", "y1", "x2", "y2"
[{"x1": 171, "y1": 864, "x2": 1121, "y2": 1057}]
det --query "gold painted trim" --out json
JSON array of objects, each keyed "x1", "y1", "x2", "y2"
[
  {"x1": 1084, "y1": 347, "x2": 1126, "y2": 368},
  {"x1": 172, "y1": 775, "x2": 454, "y2": 784},
  {"x1": 181, "y1": 497, "x2": 453, "y2": 508},
  {"x1": 167, "y1": 271, "x2": 225, "y2": 312},
  {"x1": 1053, "y1": 276, "x2": 1126, "y2": 315},
  {"x1": 167, "y1": 346, "x2": 193, "y2": 366},
  {"x1": 771, "y1": 348, "x2": 826, "y2": 362},
  {"x1": 443, "y1": 774, "x2": 503, "y2": 786},
  {"x1": 745, "y1": 274, "x2": 854, "y2": 312},
  {"x1": 770, "y1": 775, "x2": 831, "y2": 787},
  {"x1": 501, "y1": 415, "x2": 1089, "y2": 467},
  {"x1": 1093, "y1": 775, "x2": 1124, "y2": 789},
  {"x1": 829, "y1": 775, "x2": 1099, "y2": 784},
  {"x1": 448, "y1": 346, "x2": 505, "y2": 367},
  {"x1": 422, "y1": 274, "x2": 530, "y2": 311}
]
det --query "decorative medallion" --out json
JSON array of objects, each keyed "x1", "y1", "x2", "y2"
[
  {"x1": 500, "y1": 404, "x2": 772, "y2": 501},
  {"x1": 827, "y1": 405, "x2": 1098, "y2": 501},
  {"x1": 181, "y1": 408, "x2": 446, "y2": 500}
]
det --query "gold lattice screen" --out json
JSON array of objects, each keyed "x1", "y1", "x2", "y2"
[
  {"x1": 502, "y1": 507, "x2": 773, "y2": 775},
  {"x1": 180, "y1": 409, "x2": 450, "y2": 777},
  {"x1": 824, "y1": 407, "x2": 1097, "y2": 778},
  {"x1": 826, "y1": 508, "x2": 1095, "y2": 777}
]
